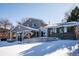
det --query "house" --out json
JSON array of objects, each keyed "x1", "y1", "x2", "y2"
[
  {"x1": 46, "y1": 21, "x2": 79, "y2": 39},
  {"x1": 10, "y1": 18, "x2": 47, "y2": 41}
]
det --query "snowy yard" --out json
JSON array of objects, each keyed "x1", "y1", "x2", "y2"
[{"x1": 0, "y1": 39, "x2": 79, "y2": 56}]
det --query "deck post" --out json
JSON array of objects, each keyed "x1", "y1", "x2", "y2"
[
  {"x1": 22, "y1": 31, "x2": 24, "y2": 41},
  {"x1": 16, "y1": 32, "x2": 18, "y2": 41},
  {"x1": 39, "y1": 29, "x2": 41, "y2": 37}
]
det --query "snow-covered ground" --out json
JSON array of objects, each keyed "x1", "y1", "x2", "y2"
[{"x1": 0, "y1": 39, "x2": 79, "y2": 56}]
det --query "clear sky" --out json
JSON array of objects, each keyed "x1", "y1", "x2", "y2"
[{"x1": 0, "y1": 3, "x2": 77, "y2": 26}]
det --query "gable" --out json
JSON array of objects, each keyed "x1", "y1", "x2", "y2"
[
  {"x1": 12, "y1": 25, "x2": 30, "y2": 32},
  {"x1": 22, "y1": 18, "x2": 47, "y2": 28}
]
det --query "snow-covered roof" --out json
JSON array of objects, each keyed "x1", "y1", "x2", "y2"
[
  {"x1": 46, "y1": 21, "x2": 79, "y2": 28},
  {"x1": 58, "y1": 21, "x2": 79, "y2": 27},
  {"x1": 20, "y1": 24, "x2": 39, "y2": 31},
  {"x1": 11, "y1": 24, "x2": 39, "y2": 32}
]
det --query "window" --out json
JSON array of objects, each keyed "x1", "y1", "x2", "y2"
[
  {"x1": 32, "y1": 23, "x2": 37, "y2": 28},
  {"x1": 64, "y1": 27, "x2": 67, "y2": 33},
  {"x1": 34, "y1": 24, "x2": 36, "y2": 26}
]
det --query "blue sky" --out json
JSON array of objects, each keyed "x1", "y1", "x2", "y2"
[{"x1": 0, "y1": 3, "x2": 76, "y2": 26}]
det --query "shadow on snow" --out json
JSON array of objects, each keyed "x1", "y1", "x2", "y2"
[{"x1": 19, "y1": 40, "x2": 79, "y2": 56}]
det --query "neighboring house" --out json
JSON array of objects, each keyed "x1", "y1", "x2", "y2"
[
  {"x1": 0, "y1": 28, "x2": 10, "y2": 39},
  {"x1": 10, "y1": 18, "x2": 47, "y2": 41},
  {"x1": 46, "y1": 21, "x2": 79, "y2": 39}
]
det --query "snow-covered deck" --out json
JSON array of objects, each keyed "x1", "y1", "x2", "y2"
[{"x1": 0, "y1": 38, "x2": 79, "y2": 56}]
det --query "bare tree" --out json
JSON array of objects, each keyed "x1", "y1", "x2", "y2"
[{"x1": 0, "y1": 18, "x2": 13, "y2": 29}]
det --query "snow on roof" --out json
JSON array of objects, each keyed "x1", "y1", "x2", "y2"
[
  {"x1": 58, "y1": 21, "x2": 79, "y2": 27},
  {"x1": 46, "y1": 21, "x2": 79, "y2": 28},
  {"x1": 20, "y1": 24, "x2": 39, "y2": 31},
  {"x1": 11, "y1": 24, "x2": 39, "y2": 32}
]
